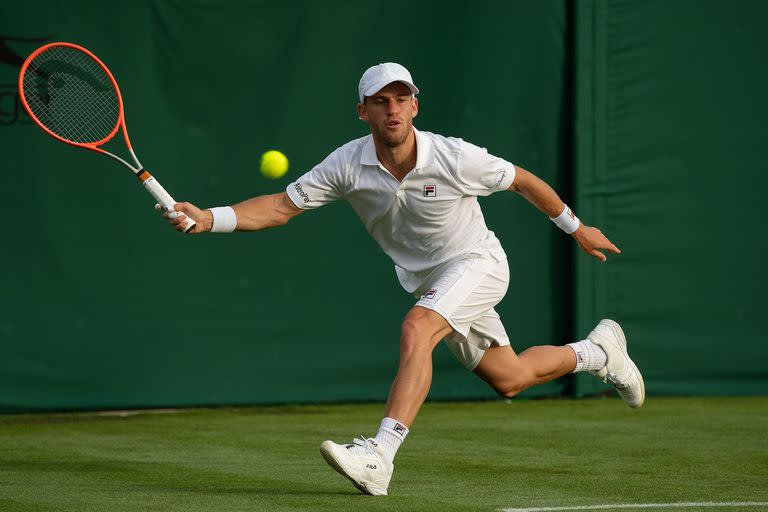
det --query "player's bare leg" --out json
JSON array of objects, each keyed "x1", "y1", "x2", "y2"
[
  {"x1": 320, "y1": 306, "x2": 452, "y2": 496},
  {"x1": 384, "y1": 306, "x2": 453, "y2": 426},
  {"x1": 474, "y1": 320, "x2": 644, "y2": 406},
  {"x1": 473, "y1": 344, "x2": 576, "y2": 397}
]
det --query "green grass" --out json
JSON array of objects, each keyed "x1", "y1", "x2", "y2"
[{"x1": 1, "y1": 397, "x2": 767, "y2": 511}]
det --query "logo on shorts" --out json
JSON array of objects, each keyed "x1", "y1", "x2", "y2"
[
  {"x1": 423, "y1": 289, "x2": 437, "y2": 300},
  {"x1": 423, "y1": 185, "x2": 436, "y2": 197},
  {"x1": 394, "y1": 423, "x2": 406, "y2": 435}
]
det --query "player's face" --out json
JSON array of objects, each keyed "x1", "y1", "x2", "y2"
[{"x1": 358, "y1": 82, "x2": 418, "y2": 148}]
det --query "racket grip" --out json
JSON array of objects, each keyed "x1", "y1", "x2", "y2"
[{"x1": 139, "y1": 171, "x2": 196, "y2": 233}]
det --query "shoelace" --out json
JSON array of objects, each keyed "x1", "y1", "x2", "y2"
[
  {"x1": 346, "y1": 436, "x2": 377, "y2": 457},
  {"x1": 603, "y1": 371, "x2": 628, "y2": 390}
]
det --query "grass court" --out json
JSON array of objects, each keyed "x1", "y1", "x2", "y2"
[{"x1": 1, "y1": 397, "x2": 766, "y2": 511}]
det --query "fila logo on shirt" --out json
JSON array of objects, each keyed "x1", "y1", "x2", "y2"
[
  {"x1": 423, "y1": 185, "x2": 436, "y2": 197},
  {"x1": 423, "y1": 289, "x2": 437, "y2": 300}
]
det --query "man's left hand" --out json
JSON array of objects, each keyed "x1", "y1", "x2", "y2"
[{"x1": 572, "y1": 224, "x2": 621, "y2": 262}]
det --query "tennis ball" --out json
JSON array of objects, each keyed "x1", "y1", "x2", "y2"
[{"x1": 260, "y1": 150, "x2": 289, "y2": 179}]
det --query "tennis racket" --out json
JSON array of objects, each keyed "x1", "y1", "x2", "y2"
[{"x1": 18, "y1": 42, "x2": 195, "y2": 232}]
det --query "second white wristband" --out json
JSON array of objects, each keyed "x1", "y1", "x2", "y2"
[
  {"x1": 550, "y1": 204, "x2": 580, "y2": 234},
  {"x1": 209, "y1": 206, "x2": 237, "y2": 233}
]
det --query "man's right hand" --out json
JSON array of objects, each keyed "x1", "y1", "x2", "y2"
[{"x1": 156, "y1": 202, "x2": 213, "y2": 234}]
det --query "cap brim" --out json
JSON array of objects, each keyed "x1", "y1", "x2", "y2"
[{"x1": 362, "y1": 80, "x2": 419, "y2": 101}]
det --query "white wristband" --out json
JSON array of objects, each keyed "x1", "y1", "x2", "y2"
[
  {"x1": 209, "y1": 206, "x2": 237, "y2": 233},
  {"x1": 550, "y1": 204, "x2": 580, "y2": 234}
]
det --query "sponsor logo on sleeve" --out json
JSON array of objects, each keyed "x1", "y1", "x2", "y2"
[
  {"x1": 422, "y1": 289, "x2": 437, "y2": 300},
  {"x1": 494, "y1": 169, "x2": 507, "y2": 188},
  {"x1": 423, "y1": 185, "x2": 436, "y2": 197},
  {"x1": 294, "y1": 183, "x2": 310, "y2": 203}
]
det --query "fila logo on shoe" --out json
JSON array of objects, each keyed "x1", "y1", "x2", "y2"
[{"x1": 423, "y1": 185, "x2": 436, "y2": 197}]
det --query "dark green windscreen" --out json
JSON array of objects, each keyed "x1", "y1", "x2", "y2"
[
  {"x1": 4, "y1": 0, "x2": 765, "y2": 413},
  {"x1": 0, "y1": 1, "x2": 570, "y2": 411},
  {"x1": 573, "y1": 0, "x2": 768, "y2": 396}
]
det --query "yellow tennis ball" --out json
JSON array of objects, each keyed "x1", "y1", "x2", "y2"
[{"x1": 260, "y1": 150, "x2": 289, "y2": 179}]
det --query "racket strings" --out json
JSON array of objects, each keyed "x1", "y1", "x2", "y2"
[{"x1": 22, "y1": 46, "x2": 120, "y2": 144}]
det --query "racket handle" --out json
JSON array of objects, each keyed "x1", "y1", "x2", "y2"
[{"x1": 138, "y1": 170, "x2": 196, "y2": 233}]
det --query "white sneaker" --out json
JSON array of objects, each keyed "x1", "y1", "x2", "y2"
[
  {"x1": 320, "y1": 437, "x2": 393, "y2": 496},
  {"x1": 587, "y1": 319, "x2": 645, "y2": 408}
]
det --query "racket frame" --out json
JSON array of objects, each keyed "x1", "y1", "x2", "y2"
[{"x1": 18, "y1": 42, "x2": 195, "y2": 232}]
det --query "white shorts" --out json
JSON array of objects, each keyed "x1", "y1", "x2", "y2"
[{"x1": 404, "y1": 248, "x2": 511, "y2": 370}]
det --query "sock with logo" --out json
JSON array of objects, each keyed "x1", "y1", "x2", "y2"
[
  {"x1": 374, "y1": 417, "x2": 409, "y2": 465},
  {"x1": 567, "y1": 339, "x2": 608, "y2": 372}
]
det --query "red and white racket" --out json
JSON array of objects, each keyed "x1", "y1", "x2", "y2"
[{"x1": 18, "y1": 42, "x2": 195, "y2": 232}]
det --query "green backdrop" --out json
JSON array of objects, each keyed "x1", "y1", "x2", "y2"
[
  {"x1": 0, "y1": 1, "x2": 570, "y2": 411},
  {"x1": 2, "y1": 0, "x2": 766, "y2": 412},
  {"x1": 573, "y1": 0, "x2": 768, "y2": 396}
]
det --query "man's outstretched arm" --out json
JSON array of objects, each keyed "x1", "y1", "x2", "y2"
[
  {"x1": 509, "y1": 166, "x2": 621, "y2": 262},
  {"x1": 162, "y1": 192, "x2": 305, "y2": 233}
]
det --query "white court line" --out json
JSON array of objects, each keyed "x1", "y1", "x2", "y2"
[{"x1": 500, "y1": 502, "x2": 768, "y2": 512}]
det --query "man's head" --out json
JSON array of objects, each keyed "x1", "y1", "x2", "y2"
[{"x1": 357, "y1": 63, "x2": 419, "y2": 148}]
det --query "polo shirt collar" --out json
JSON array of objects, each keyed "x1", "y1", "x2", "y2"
[
  {"x1": 361, "y1": 136, "x2": 379, "y2": 166},
  {"x1": 360, "y1": 127, "x2": 434, "y2": 170},
  {"x1": 413, "y1": 128, "x2": 434, "y2": 170}
]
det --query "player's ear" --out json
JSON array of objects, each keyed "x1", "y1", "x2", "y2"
[
  {"x1": 412, "y1": 96, "x2": 418, "y2": 118},
  {"x1": 357, "y1": 102, "x2": 368, "y2": 121}
]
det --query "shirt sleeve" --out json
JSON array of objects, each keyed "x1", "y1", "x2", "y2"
[
  {"x1": 455, "y1": 139, "x2": 516, "y2": 196},
  {"x1": 285, "y1": 149, "x2": 347, "y2": 209}
]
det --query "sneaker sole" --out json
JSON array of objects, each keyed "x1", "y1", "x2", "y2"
[{"x1": 319, "y1": 443, "x2": 386, "y2": 496}]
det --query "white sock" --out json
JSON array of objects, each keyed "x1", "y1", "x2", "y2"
[
  {"x1": 567, "y1": 339, "x2": 607, "y2": 372},
  {"x1": 374, "y1": 417, "x2": 409, "y2": 464}
]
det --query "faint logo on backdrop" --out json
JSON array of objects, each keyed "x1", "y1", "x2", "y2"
[{"x1": 0, "y1": 35, "x2": 53, "y2": 126}]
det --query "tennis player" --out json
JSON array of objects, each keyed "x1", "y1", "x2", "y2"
[{"x1": 162, "y1": 63, "x2": 644, "y2": 496}]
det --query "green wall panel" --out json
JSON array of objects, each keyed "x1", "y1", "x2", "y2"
[
  {"x1": 0, "y1": 1, "x2": 570, "y2": 411},
  {"x1": 574, "y1": 0, "x2": 768, "y2": 396}
]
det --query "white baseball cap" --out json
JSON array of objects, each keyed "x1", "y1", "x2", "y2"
[{"x1": 358, "y1": 63, "x2": 419, "y2": 103}]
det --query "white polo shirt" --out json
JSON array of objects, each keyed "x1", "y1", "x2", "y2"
[{"x1": 285, "y1": 128, "x2": 516, "y2": 290}]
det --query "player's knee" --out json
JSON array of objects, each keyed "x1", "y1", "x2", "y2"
[
  {"x1": 399, "y1": 307, "x2": 448, "y2": 357},
  {"x1": 490, "y1": 374, "x2": 532, "y2": 399},
  {"x1": 400, "y1": 319, "x2": 437, "y2": 356},
  {"x1": 496, "y1": 383, "x2": 524, "y2": 399},
  {"x1": 400, "y1": 319, "x2": 428, "y2": 352}
]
